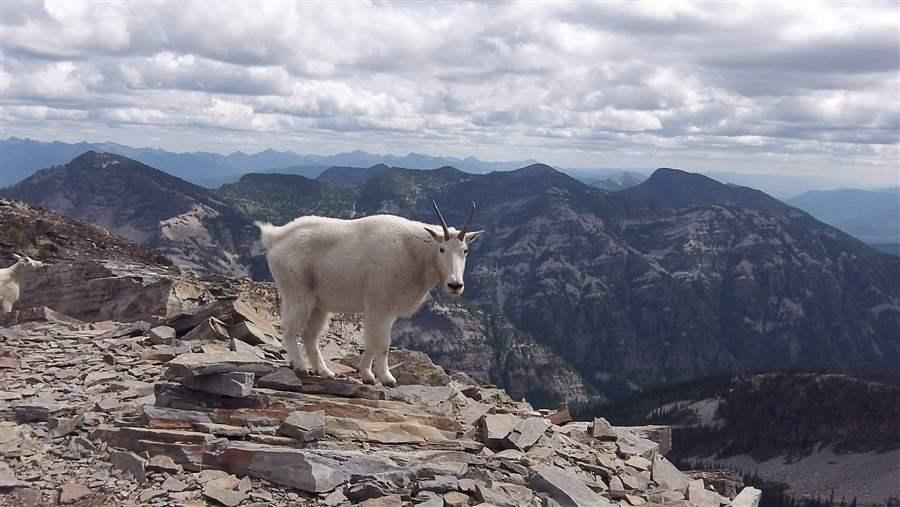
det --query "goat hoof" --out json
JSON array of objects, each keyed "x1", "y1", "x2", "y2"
[
  {"x1": 318, "y1": 368, "x2": 336, "y2": 380},
  {"x1": 360, "y1": 371, "x2": 376, "y2": 384},
  {"x1": 378, "y1": 376, "x2": 397, "y2": 387},
  {"x1": 293, "y1": 368, "x2": 314, "y2": 377}
]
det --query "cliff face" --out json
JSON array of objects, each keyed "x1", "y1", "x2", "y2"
[{"x1": 393, "y1": 301, "x2": 594, "y2": 405}]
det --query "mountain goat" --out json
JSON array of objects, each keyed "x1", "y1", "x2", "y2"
[
  {"x1": 256, "y1": 202, "x2": 483, "y2": 386},
  {"x1": 0, "y1": 254, "x2": 45, "y2": 314}
]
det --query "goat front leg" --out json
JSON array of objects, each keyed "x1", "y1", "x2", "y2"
[{"x1": 360, "y1": 313, "x2": 397, "y2": 386}]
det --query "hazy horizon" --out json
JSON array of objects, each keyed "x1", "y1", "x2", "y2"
[
  {"x1": 1, "y1": 2, "x2": 898, "y2": 186},
  {"x1": 3, "y1": 134, "x2": 893, "y2": 195}
]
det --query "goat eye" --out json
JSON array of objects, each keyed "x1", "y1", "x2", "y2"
[
  {"x1": 464, "y1": 250, "x2": 468, "y2": 255},
  {"x1": 439, "y1": 247, "x2": 445, "y2": 253}
]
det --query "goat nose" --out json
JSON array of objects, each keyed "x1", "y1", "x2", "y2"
[{"x1": 447, "y1": 282, "x2": 463, "y2": 291}]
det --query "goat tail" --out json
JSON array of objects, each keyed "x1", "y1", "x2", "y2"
[{"x1": 254, "y1": 221, "x2": 278, "y2": 250}]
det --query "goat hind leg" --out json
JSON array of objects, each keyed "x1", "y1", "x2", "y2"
[
  {"x1": 302, "y1": 307, "x2": 335, "y2": 379},
  {"x1": 281, "y1": 298, "x2": 311, "y2": 375}
]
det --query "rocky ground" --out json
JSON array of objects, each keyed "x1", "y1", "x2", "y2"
[
  {"x1": 0, "y1": 289, "x2": 762, "y2": 506},
  {"x1": 0, "y1": 198, "x2": 170, "y2": 267},
  {"x1": 0, "y1": 198, "x2": 762, "y2": 506}
]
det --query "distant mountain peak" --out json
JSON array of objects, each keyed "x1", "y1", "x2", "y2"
[
  {"x1": 647, "y1": 167, "x2": 715, "y2": 182},
  {"x1": 513, "y1": 163, "x2": 558, "y2": 176},
  {"x1": 70, "y1": 151, "x2": 131, "y2": 168},
  {"x1": 625, "y1": 167, "x2": 787, "y2": 211},
  {"x1": 640, "y1": 167, "x2": 731, "y2": 192},
  {"x1": 71, "y1": 150, "x2": 102, "y2": 161},
  {"x1": 433, "y1": 165, "x2": 463, "y2": 173},
  {"x1": 317, "y1": 163, "x2": 392, "y2": 187},
  {"x1": 239, "y1": 172, "x2": 315, "y2": 184}
]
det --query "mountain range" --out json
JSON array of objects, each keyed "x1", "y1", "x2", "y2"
[
  {"x1": 3, "y1": 137, "x2": 873, "y2": 199},
  {"x1": 0, "y1": 137, "x2": 538, "y2": 188},
  {"x1": 3, "y1": 152, "x2": 899, "y2": 406}
]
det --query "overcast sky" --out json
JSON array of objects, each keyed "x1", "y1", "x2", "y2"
[{"x1": 1, "y1": 1, "x2": 898, "y2": 185}]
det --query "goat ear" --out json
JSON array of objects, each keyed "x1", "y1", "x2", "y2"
[
  {"x1": 424, "y1": 227, "x2": 442, "y2": 242},
  {"x1": 464, "y1": 230, "x2": 484, "y2": 243},
  {"x1": 12, "y1": 253, "x2": 22, "y2": 260}
]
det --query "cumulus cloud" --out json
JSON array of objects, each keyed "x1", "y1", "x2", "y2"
[{"x1": 0, "y1": 0, "x2": 897, "y2": 184}]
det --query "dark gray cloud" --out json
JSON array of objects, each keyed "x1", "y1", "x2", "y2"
[{"x1": 0, "y1": 1, "x2": 896, "y2": 185}]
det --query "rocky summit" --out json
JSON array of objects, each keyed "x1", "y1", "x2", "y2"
[{"x1": 0, "y1": 204, "x2": 763, "y2": 507}]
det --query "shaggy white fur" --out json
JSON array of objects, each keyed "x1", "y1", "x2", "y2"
[
  {"x1": 0, "y1": 255, "x2": 44, "y2": 314},
  {"x1": 257, "y1": 209, "x2": 482, "y2": 386}
]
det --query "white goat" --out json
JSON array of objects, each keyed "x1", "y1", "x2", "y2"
[
  {"x1": 256, "y1": 202, "x2": 483, "y2": 386},
  {"x1": 0, "y1": 254, "x2": 45, "y2": 314}
]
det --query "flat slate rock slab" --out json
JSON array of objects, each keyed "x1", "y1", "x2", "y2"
[
  {"x1": 504, "y1": 417, "x2": 551, "y2": 451},
  {"x1": 164, "y1": 352, "x2": 276, "y2": 379},
  {"x1": 481, "y1": 413, "x2": 521, "y2": 449},
  {"x1": 530, "y1": 464, "x2": 615, "y2": 507},
  {"x1": 165, "y1": 299, "x2": 235, "y2": 334},
  {"x1": 228, "y1": 320, "x2": 280, "y2": 347},
  {"x1": 324, "y1": 417, "x2": 454, "y2": 444},
  {"x1": 183, "y1": 372, "x2": 255, "y2": 398},
  {"x1": 278, "y1": 411, "x2": 325, "y2": 442},
  {"x1": 204, "y1": 442, "x2": 410, "y2": 493},
  {"x1": 257, "y1": 367, "x2": 384, "y2": 400}
]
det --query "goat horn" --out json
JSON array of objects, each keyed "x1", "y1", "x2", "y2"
[
  {"x1": 432, "y1": 200, "x2": 450, "y2": 240},
  {"x1": 457, "y1": 202, "x2": 476, "y2": 240}
]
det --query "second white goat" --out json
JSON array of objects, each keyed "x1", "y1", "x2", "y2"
[{"x1": 0, "y1": 254, "x2": 45, "y2": 314}]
